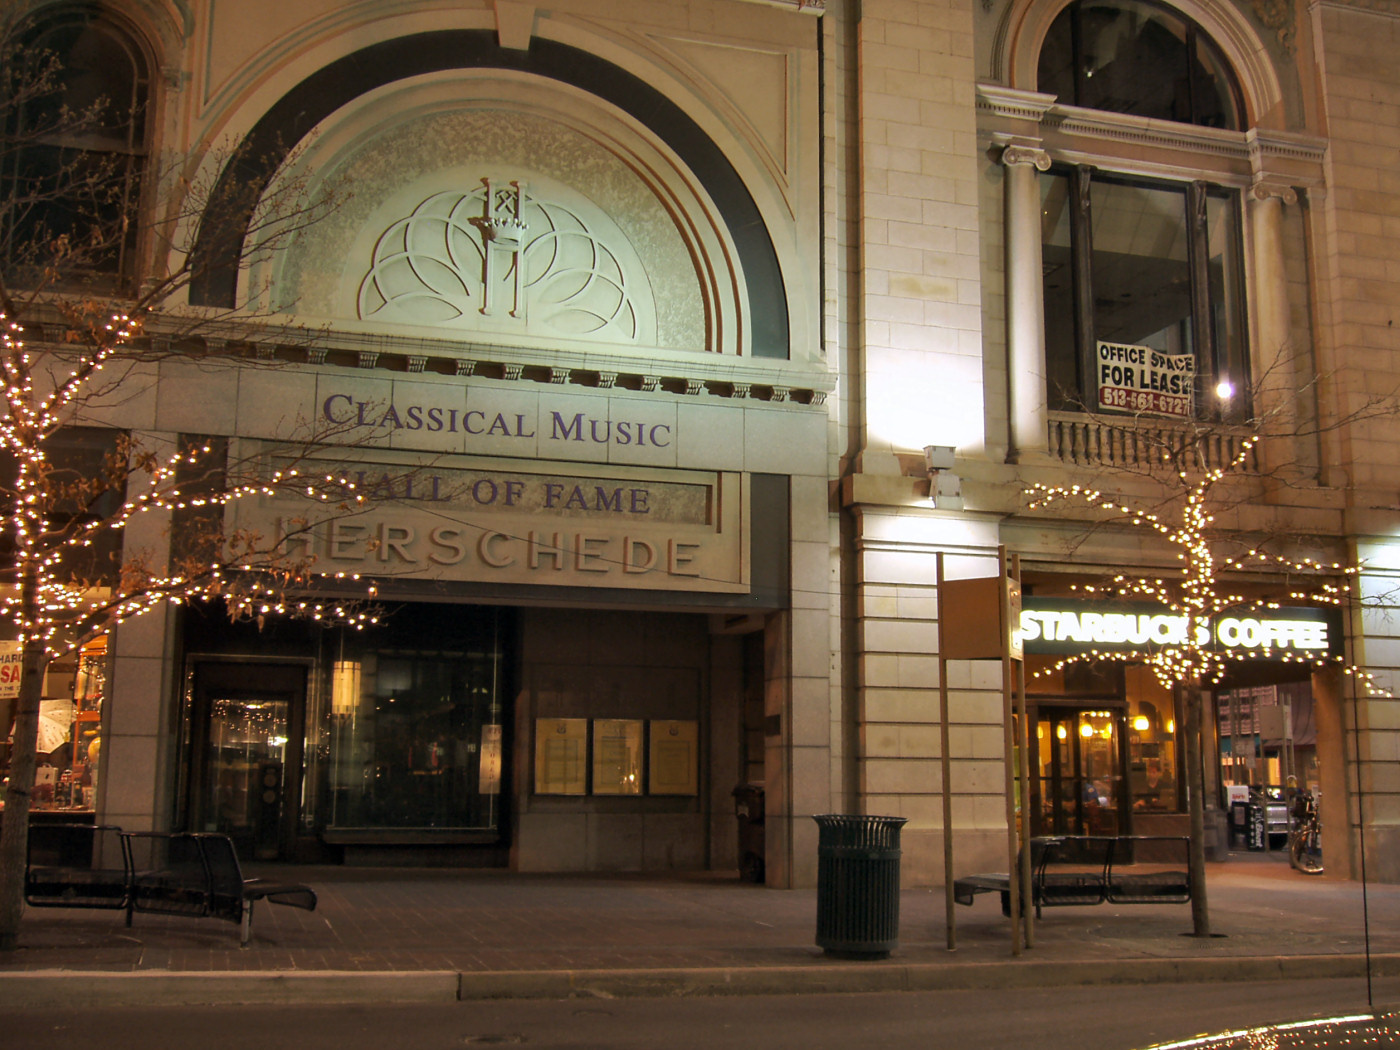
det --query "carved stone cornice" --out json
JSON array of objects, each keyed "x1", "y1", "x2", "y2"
[
  {"x1": 52, "y1": 315, "x2": 836, "y2": 409},
  {"x1": 734, "y1": 0, "x2": 825, "y2": 13},
  {"x1": 977, "y1": 83, "x2": 1058, "y2": 124}
]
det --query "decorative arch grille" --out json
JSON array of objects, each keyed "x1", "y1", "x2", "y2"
[{"x1": 358, "y1": 180, "x2": 640, "y2": 342}]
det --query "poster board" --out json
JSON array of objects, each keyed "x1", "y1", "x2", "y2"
[
  {"x1": 648, "y1": 720, "x2": 698, "y2": 795},
  {"x1": 592, "y1": 719, "x2": 643, "y2": 795},
  {"x1": 534, "y1": 718, "x2": 587, "y2": 795}
]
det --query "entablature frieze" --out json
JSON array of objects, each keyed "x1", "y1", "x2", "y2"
[
  {"x1": 20, "y1": 316, "x2": 833, "y2": 409},
  {"x1": 977, "y1": 83, "x2": 1327, "y2": 191}
]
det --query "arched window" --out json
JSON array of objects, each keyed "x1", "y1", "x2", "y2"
[
  {"x1": 1038, "y1": 0, "x2": 1242, "y2": 130},
  {"x1": 1, "y1": 7, "x2": 150, "y2": 290},
  {"x1": 1030, "y1": 2, "x2": 1250, "y2": 424}
]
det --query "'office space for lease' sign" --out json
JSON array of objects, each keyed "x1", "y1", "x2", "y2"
[{"x1": 1096, "y1": 341, "x2": 1194, "y2": 419}]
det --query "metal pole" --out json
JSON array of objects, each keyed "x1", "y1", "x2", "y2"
[
  {"x1": 938, "y1": 553, "x2": 957, "y2": 950},
  {"x1": 1011, "y1": 554, "x2": 1033, "y2": 949},
  {"x1": 998, "y1": 545, "x2": 1023, "y2": 954}
]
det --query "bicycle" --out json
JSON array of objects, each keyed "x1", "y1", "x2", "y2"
[{"x1": 1288, "y1": 790, "x2": 1324, "y2": 875}]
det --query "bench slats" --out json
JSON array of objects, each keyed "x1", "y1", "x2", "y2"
[
  {"x1": 953, "y1": 834, "x2": 1191, "y2": 917},
  {"x1": 26, "y1": 824, "x2": 315, "y2": 947}
]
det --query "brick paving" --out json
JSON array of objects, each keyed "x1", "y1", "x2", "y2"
[{"x1": 3, "y1": 853, "x2": 1399, "y2": 981}]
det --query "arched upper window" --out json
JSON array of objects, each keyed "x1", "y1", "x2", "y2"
[
  {"x1": 1037, "y1": 0, "x2": 1242, "y2": 129},
  {"x1": 1, "y1": 6, "x2": 151, "y2": 290}
]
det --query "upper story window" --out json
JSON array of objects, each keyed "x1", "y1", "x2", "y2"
[
  {"x1": 0, "y1": 7, "x2": 150, "y2": 291},
  {"x1": 1038, "y1": 0, "x2": 1242, "y2": 130},
  {"x1": 1041, "y1": 167, "x2": 1249, "y2": 423}
]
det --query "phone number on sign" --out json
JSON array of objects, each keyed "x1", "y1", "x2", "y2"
[{"x1": 1099, "y1": 387, "x2": 1191, "y2": 417}]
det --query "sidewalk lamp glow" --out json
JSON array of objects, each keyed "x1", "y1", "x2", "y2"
[{"x1": 1215, "y1": 379, "x2": 1234, "y2": 401}]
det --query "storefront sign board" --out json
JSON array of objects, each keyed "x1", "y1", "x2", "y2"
[
  {"x1": 230, "y1": 444, "x2": 750, "y2": 594},
  {"x1": 1018, "y1": 598, "x2": 1344, "y2": 659}
]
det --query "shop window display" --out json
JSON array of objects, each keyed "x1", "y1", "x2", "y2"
[
  {"x1": 9, "y1": 637, "x2": 106, "y2": 815},
  {"x1": 323, "y1": 616, "x2": 505, "y2": 835}
]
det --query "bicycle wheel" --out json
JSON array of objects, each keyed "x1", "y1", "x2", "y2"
[{"x1": 1292, "y1": 826, "x2": 1324, "y2": 874}]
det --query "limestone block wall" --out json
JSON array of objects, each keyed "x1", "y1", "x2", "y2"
[
  {"x1": 853, "y1": 0, "x2": 986, "y2": 469},
  {"x1": 1351, "y1": 558, "x2": 1400, "y2": 881},
  {"x1": 1312, "y1": 1, "x2": 1400, "y2": 880},
  {"x1": 854, "y1": 511, "x2": 1008, "y2": 885},
  {"x1": 1310, "y1": 1, "x2": 1400, "y2": 509}
]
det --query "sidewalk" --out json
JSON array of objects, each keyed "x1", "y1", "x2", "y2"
[{"x1": 2, "y1": 852, "x2": 1399, "y2": 1007}]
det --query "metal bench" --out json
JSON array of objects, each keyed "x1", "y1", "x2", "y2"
[
  {"x1": 954, "y1": 834, "x2": 1190, "y2": 918},
  {"x1": 25, "y1": 824, "x2": 315, "y2": 948},
  {"x1": 124, "y1": 831, "x2": 317, "y2": 947},
  {"x1": 25, "y1": 823, "x2": 132, "y2": 912}
]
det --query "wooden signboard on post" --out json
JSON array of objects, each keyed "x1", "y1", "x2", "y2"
[{"x1": 938, "y1": 549, "x2": 1029, "y2": 955}]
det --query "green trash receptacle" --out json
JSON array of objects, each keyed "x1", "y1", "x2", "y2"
[{"x1": 813, "y1": 814, "x2": 908, "y2": 958}]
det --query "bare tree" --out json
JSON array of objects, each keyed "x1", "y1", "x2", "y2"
[{"x1": 0, "y1": 22, "x2": 372, "y2": 949}]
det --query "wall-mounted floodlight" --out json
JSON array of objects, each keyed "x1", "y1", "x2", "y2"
[
  {"x1": 922, "y1": 445, "x2": 964, "y2": 510},
  {"x1": 923, "y1": 445, "x2": 956, "y2": 472}
]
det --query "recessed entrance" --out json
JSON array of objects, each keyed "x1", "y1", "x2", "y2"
[{"x1": 186, "y1": 661, "x2": 308, "y2": 860}]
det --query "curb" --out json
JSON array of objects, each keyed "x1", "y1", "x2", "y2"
[
  {"x1": 456, "y1": 954, "x2": 1400, "y2": 1000},
  {"x1": 0, "y1": 970, "x2": 461, "y2": 1008},
  {"x1": 4, "y1": 954, "x2": 1398, "y2": 1008}
]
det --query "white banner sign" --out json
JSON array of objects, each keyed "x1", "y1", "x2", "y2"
[
  {"x1": 0, "y1": 641, "x2": 21, "y2": 700},
  {"x1": 1096, "y1": 341, "x2": 1194, "y2": 419}
]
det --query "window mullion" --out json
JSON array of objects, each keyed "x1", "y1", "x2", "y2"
[
  {"x1": 1186, "y1": 181, "x2": 1216, "y2": 419},
  {"x1": 1070, "y1": 165, "x2": 1097, "y2": 408}
]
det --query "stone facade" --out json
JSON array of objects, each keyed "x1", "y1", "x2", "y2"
[{"x1": 11, "y1": 0, "x2": 1400, "y2": 888}]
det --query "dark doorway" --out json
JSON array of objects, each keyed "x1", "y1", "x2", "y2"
[{"x1": 186, "y1": 661, "x2": 308, "y2": 860}]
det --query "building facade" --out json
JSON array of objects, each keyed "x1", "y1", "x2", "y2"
[{"x1": 7, "y1": 0, "x2": 1400, "y2": 888}]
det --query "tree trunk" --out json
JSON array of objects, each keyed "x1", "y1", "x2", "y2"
[
  {"x1": 1184, "y1": 681, "x2": 1210, "y2": 937},
  {"x1": 0, "y1": 639, "x2": 46, "y2": 949}
]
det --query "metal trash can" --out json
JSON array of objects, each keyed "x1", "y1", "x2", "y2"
[
  {"x1": 733, "y1": 784, "x2": 766, "y2": 883},
  {"x1": 813, "y1": 814, "x2": 908, "y2": 958}
]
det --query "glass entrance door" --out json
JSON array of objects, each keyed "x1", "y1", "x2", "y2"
[
  {"x1": 187, "y1": 662, "x2": 307, "y2": 860},
  {"x1": 1033, "y1": 708, "x2": 1124, "y2": 837}
]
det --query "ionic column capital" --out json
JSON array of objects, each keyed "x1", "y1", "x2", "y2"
[
  {"x1": 1251, "y1": 180, "x2": 1298, "y2": 205},
  {"x1": 1001, "y1": 145, "x2": 1051, "y2": 172}
]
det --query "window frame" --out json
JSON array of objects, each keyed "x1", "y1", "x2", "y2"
[
  {"x1": 1041, "y1": 163, "x2": 1251, "y2": 424},
  {"x1": 1037, "y1": 0, "x2": 1245, "y2": 131},
  {"x1": 0, "y1": 5, "x2": 153, "y2": 292}
]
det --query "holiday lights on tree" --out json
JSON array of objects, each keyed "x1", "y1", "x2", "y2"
[
  {"x1": 1025, "y1": 434, "x2": 1391, "y2": 700},
  {"x1": 0, "y1": 309, "x2": 380, "y2": 658}
]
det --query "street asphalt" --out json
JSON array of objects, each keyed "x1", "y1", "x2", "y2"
[{"x1": 2, "y1": 850, "x2": 1399, "y2": 1008}]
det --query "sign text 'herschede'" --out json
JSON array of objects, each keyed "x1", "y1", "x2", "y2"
[
  {"x1": 1018, "y1": 600, "x2": 1343, "y2": 659},
  {"x1": 234, "y1": 451, "x2": 750, "y2": 595}
]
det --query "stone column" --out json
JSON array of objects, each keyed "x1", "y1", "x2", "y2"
[
  {"x1": 99, "y1": 432, "x2": 178, "y2": 834},
  {"x1": 1248, "y1": 181, "x2": 1309, "y2": 475},
  {"x1": 1003, "y1": 145, "x2": 1051, "y2": 462}
]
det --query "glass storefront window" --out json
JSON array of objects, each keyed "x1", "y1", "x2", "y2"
[
  {"x1": 1127, "y1": 666, "x2": 1178, "y2": 812},
  {"x1": 323, "y1": 611, "x2": 505, "y2": 834}
]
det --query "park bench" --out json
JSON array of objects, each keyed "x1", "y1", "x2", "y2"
[
  {"x1": 25, "y1": 823, "x2": 132, "y2": 912},
  {"x1": 953, "y1": 834, "x2": 1191, "y2": 918},
  {"x1": 25, "y1": 823, "x2": 316, "y2": 947}
]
